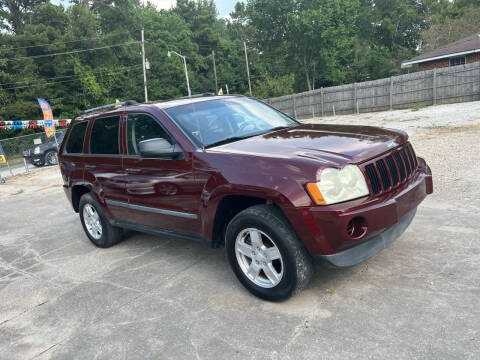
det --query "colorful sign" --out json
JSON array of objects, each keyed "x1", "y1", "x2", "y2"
[
  {"x1": 37, "y1": 99, "x2": 55, "y2": 137},
  {"x1": 0, "y1": 142, "x2": 6, "y2": 164}
]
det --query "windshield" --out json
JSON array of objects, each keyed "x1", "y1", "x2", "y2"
[{"x1": 164, "y1": 97, "x2": 298, "y2": 148}]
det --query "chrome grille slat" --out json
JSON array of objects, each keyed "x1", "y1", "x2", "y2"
[
  {"x1": 394, "y1": 152, "x2": 406, "y2": 180},
  {"x1": 365, "y1": 164, "x2": 381, "y2": 194},
  {"x1": 376, "y1": 159, "x2": 390, "y2": 190},
  {"x1": 385, "y1": 156, "x2": 399, "y2": 185}
]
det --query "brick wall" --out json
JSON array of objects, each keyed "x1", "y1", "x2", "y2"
[
  {"x1": 418, "y1": 59, "x2": 449, "y2": 71},
  {"x1": 418, "y1": 52, "x2": 480, "y2": 71},
  {"x1": 467, "y1": 52, "x2": 480, "y2": 63}
]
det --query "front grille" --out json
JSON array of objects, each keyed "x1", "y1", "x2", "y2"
[{"x1": 363, "y1": 143, "x2": 418, "y2": 195}]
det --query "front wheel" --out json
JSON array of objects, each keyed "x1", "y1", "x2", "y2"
[
  {"x1": 226, "y1": 204, "x2": 313, "y2": 301},
  {"x1": 45, "y1": 150, "x2": 58, "y2": 165},
  {"x1": 79, "y1": 193, "x2": 123, "y2": 248}
]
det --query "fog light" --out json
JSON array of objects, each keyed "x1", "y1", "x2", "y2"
[{"x1": 346, "y1": 217, "x2": 367, "y2": 239}]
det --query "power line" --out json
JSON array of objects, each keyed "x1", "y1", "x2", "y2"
[
  {"x1": 1, "y1": 66, "x2": 142, "y2": 90},
  {"x1": 0, "y1": 65, "x2": 142, "y2": 87},
  {"x1": 0, "y1": 31, "x2": 142, "y2": 53},
  {"x1": 1, "y1": 41, "x2": 140, "y2": 62},
  {"x1": 46, "y1": 82, "x2": 142, "y2": 104}
]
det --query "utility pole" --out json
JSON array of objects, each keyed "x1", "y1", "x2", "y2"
[
  {"x1": 141, "y1": 29, "x2": 148, "y2": 103},
  {"x1": 243, "y1": 41, "x2": 252, "y2": 96},
  {"x1": 212, "y1": 50, "x2": 218, "y2": 94}
]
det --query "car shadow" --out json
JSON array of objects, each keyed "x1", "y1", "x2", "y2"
[{"x1": 118, "y1": 229, "x2": 352, "y2": 298}]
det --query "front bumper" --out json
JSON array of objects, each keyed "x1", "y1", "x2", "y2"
[
  {"x1": 314, "y1": 208, "x2": 416, "y2": 267},
  {"x1": 23, "y1": 154, "x2": 44, "y2": 165},
  {"x1": 291, "y1": 157, "x2": 432, "y2": 261}
]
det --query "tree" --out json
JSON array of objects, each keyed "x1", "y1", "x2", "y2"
[
  {"x1": 246, "y1": 0, "x2": 360, "y2": 90},
  {"x1": 0, "y1": 0, "x2": 47, "y2": 33},
  {"x1": 421, "y1": 4, "x2": 480, "y2": 51}
]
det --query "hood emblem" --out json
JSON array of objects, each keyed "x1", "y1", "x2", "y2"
[{"x1": 387, "y1": 141, "x2": 398, "y2": 149}]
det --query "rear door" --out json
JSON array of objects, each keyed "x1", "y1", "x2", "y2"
[
  {"x1": 122, "y1": 113, "x2": 202, "y2": 235},
  {"x1": 59, "y1": 120, "x2": 89, "y2": 195},
  {"x1": 83, "y1": 114, "x2": 128, "y2": 221}
]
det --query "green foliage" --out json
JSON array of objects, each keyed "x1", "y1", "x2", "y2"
[
  {"x1": 411, "y1": 104, "x2": 427, "y2": 111},
  {"x1": 0, "y1": 0, "x2": 478, "y2": 122},
  {"x1": 254, "y1": 74, "x2": 295, "y2": 99},
  {"x1": 421, "y1": 3, "x2": 480, "y2": 51}
]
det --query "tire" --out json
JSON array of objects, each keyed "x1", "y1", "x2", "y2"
[
  {"x1": 79, "y1": 193, "x2": 123, "y2": 248},
  {"x1": 226, "y1": 204, "x2": 313, "y2": 301},
  {"x1": 45, "y1": 150, "x2": 58, "y2": 165}
]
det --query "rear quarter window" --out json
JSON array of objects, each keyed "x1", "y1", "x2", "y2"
[
  {"x1": 89, "y1": 116, "x2": 120, "y2": 155},
  {"x1": 65, "y1": 121, "x2": 88, "y2": 154}
]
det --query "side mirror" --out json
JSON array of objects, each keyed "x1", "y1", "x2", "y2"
[{"x1": 138, "y1": 138, "x2": 182, "y2": 159}]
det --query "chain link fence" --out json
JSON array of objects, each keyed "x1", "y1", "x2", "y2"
[{"x1": 0, "y1": 131, "x2": 64, "y2": 181}]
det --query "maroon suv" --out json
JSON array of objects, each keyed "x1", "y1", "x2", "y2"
[{"x1": 59, "y1": 95, "x2": 433, "y2": 301}]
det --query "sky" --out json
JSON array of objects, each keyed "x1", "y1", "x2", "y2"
[
  {"x1": 150, "y1": 0, "x2": 241, "y2": 17},
  {"x1": 53, "y1": 0, "x2": 242, "y2": 18}
]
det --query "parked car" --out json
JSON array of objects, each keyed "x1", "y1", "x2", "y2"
[
  {"x1": 59, "y1": 95, "x2": 433, "y2": 301},
  {"x1": 23, "y1": 132, "x2": 65, "y2": 166}
]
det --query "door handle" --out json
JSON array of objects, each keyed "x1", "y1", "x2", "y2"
[{"x1": 125, "y1": 168, "x2": 142, "y2": 174}]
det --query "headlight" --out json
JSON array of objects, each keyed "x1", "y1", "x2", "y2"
[
  {"x1": 306, "y1": 165, "x2": 369, "y2": 205},
  {"x1": 34, "y1": 146, "x2": 41, "y2": 154}
]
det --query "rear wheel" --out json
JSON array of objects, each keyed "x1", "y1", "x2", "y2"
[
  {"x1": 226, "y1": 204, "x2": 313, "y2": 301},
  {"x1": 79, "y1": 193, "x2": 122, "y2": 248},
  {"x1": 45, "y1": 150, "x2": 58, "y2": 165}
]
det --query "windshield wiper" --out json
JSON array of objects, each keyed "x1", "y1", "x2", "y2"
[
  {"x1": 204, "y1": 126, "x2": 294, "y2": 149},
  {"x1": 264, "y1": 126, "x2": 292, "y2": 133},
  {"x1": 205, "y1": 134, "x2": 260, "y2": 149}
]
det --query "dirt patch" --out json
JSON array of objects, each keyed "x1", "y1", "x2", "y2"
[{"x1": 0, "y1": 166, "x2": 62, "y2": 199}]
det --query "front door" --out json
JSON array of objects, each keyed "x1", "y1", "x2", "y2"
[{"x1": 122, "y1": 113, "x2": 201, "y2": 235}]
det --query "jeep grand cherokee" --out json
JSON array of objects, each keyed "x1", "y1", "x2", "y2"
[{"x1": 59, "y1": 95, "x2": 433, "y2": 301}]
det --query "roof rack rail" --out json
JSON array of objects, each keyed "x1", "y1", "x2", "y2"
[
  {"x1": 178, "y1": 92, "x2": 215, "y2": 100},
  {"x1": 82, "y1": 100, "x2": 138, "y2": 114}
]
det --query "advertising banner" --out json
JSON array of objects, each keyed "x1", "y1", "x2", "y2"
[{"x1": 37, "y1": 99, "x2": 55, "y2": 137}]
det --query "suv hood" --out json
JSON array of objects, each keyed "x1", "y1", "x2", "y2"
[{"x1": 208, "y1": 124, "x2": 407, "y2": 166}]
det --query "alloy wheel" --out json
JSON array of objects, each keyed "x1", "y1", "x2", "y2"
[
  {"x1": 47, "y1": 151, "x2": 58, "y2": 165},
  {"x1": 235, "y1": 228, "x2": 284, "y2": 288},
  {"x1": 83, "y1": 204, "x2": 102, "y2": 240}
]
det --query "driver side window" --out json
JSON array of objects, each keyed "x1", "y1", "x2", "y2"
[{"x1": 127, "y1": 114, "x2": 173, "y2": 156}]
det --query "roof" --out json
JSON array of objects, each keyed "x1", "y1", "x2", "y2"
[
  {"x1": 72, "y1": 95, "x2": 241, "y2": 122},
  {"x1": 153, "y1": 95, "x2": 239, "y2": 109},
  {"x1": 402, "y1": 32, "x2": 480, "y2": 68}
]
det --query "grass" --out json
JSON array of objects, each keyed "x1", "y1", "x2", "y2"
[{"x1": 411, "y1": 104, "x2": 427, "y2": 112}]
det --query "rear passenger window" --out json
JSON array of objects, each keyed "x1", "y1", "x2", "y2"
[
  {"x1": 127, "y1": 114, "x2": 173, "y2": 155},
  {"x1": 65, "y1": 121, "x2": 87, "y2": 154},
  {"x1": 90, "y1": 116, "x2": 120, "y2": 155}
]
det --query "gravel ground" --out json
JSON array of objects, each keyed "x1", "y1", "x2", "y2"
[{"x1": 0, "y1": 101, "x2": 479, "y2": 359}]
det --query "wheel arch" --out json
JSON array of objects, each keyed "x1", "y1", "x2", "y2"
[
  {"x1": 208, "y1": 193, "x2": 296, "y2": 248},
  {"x1": 71, "y1": 184, "x2": 91, "y2": 212}
]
